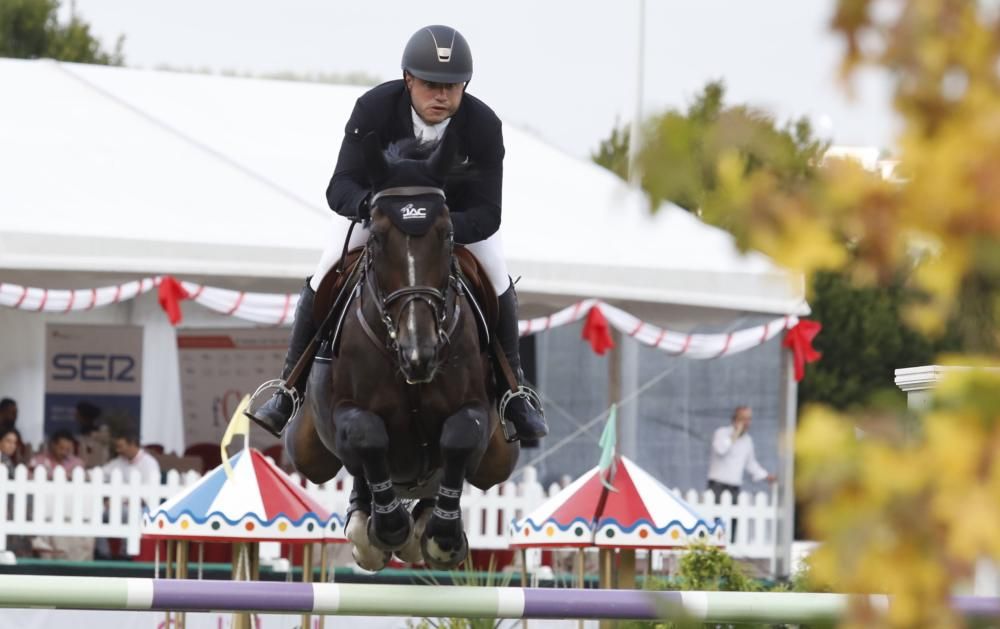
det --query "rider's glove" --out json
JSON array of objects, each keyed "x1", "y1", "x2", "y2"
[{"x1": 358, "y1": 192, "x2": 372, "y2": 220}]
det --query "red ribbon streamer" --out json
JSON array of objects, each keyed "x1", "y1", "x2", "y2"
[
  {"x1": 581, "y1": 305, "x2": 615, "y2": 356},
  {"x1": 782, "y1": 319, "x2": 822, "y2": 381},
  {"x1": 157, "y1": 276, "x2": 190, "y2": 326}
]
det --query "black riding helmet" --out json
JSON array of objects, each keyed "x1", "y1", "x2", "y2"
[{"x1": 401, "y1": 25, "x2": 473, "y2": 84}]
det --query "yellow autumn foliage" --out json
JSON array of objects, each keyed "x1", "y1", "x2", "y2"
[{"x1": 716, "y1": 2, "x2": 1000, "y2": 626}]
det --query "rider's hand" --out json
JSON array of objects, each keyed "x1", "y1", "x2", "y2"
[{"x1": 358, "y1": 193, "x2": 372, "y2": 220}]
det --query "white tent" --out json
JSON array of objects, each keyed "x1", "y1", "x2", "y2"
[{"x1": 0, "y1": 58, "x2": 807, "y2": 452}]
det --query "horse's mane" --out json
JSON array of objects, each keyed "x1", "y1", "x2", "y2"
[
  {"x1": 385, "y1": 138, "x2": 478, "y2": 183},
  {"x1": 386, "y1": 138, "x2": 437, "y2": 162}
]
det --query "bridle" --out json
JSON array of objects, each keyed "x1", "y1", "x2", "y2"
[{"x1": 355, "y1": 186, "x2": 464, "y2": 384}]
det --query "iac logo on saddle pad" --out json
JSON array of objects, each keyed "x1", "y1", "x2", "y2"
[{"x1": 400, "y1": 203, "x2": 428, "y2": 220}]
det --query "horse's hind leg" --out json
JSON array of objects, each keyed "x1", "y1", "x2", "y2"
[
  {"x1": 334, "y1": 404, "x2": 412, "y2": 552},
  {"x1": 468, "y1": 409, "x2": 520, "y2": 490},
  {"x1": 421, "y1": 402, "x2": 489, "y2": 569},
  {"x1": 283, "y1": 403, "x2": 342, "y2": 484}
]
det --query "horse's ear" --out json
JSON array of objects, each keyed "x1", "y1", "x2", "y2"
[
  {"x1": 427, "y1": 129, "x2": 458, "y2": 180},
  {"x1": 361, "y1": 132, "x2": 389, "y2": 184}
]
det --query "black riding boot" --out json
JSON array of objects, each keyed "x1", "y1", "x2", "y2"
[
  {"x1": 246, "y1": 281, "x2": 317, "y2": 438},
  {"x1": 496, "y1": 282, "x2": 548, "y2": 441}
]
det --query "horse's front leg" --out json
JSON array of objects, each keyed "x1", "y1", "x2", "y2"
[
  {"x1": 334, "y1": 405, "x2": 413, "y2": 555},
  {"x1": 421, "y1": 403, "x2": 489, "y2": 569}
]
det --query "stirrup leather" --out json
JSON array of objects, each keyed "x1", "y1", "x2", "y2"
[
  {"x1": 247, "y1": 378, "x2": 302, "y2": 420},
  {"x1": 499, "y1": 385, "x2": 544, "y2": 443}
]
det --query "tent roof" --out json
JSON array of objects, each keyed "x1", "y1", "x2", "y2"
[
  {"x1": 142, "y1": 448, "x2": 345, "y2": 543},
  {"x1": 0, "y1": 59, "x2": 807, "y2": 315},
  {"x1": 510, "y1": 456, "x2": 724, "y2": 549}
]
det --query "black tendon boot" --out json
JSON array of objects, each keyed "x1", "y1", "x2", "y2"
[
  {"x1": 496, "y1": 282, "x2": 548, "y2": 441},
  {"x1": 246, "y1": 281, "x2": 317, "y2": 437}
]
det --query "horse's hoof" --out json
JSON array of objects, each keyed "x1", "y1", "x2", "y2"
[
  {"x1": 352, "y1": 546, "x2": 392, "y2": 572},
  {"x1": 420, "y1": 530, "x2": 469, "y2": 570},
  {"x1": 345, "y1": 511, "x2": 391, "y2": 572},
  {"x1": 367, "y1": 508, "x2": 413, "y2": 552},
  {"x1": 396, "y1": 503, "x2": 433, "y2": 564}
]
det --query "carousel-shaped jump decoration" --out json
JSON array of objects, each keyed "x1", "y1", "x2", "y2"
[
  {"x1": 510, "y1": 406, "x2": 724, "y2": 593},
  {"x1": 142, "y1": 396, "x2": 346, "y2": 629}
]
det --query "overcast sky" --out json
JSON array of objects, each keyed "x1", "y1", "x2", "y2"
[{"x1": 66, "y1": 0, "x2": 898, "y2": 158}]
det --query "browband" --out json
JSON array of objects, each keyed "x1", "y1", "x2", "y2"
[{"x1": 371, "y1": 186, "x2": 446, "y2": 203}]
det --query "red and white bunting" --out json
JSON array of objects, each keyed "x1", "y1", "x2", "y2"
[{"x1": 0, "y1": 277, "x2": 809, "y2": 363}]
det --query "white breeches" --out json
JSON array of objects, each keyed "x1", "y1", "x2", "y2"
[{"x1": 310, "y1": 215, "x2": 511, "y2": 295}]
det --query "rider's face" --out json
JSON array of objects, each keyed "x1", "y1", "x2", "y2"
[{"x1": 405, "y1": 73, "x2": 464, "y2": 125}]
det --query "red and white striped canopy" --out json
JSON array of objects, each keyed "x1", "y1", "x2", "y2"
[
  {"x1": 510, "y1": 455, "x2": 725, "y2": 549},
  {"x1": 143, "y1": 448, "x2": 346, "y2": 543}
]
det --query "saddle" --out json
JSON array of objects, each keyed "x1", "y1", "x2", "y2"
[{"x1": 312, "y1": 245, "x2": 498, "y2": 357}]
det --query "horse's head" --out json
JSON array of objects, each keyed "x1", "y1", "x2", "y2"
[{"x1": 361, "y1": 132, "x2": 459, "y2": 384}]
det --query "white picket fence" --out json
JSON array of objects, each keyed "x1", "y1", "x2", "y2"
[{"x1": 0, "y1": 463, "x2": 779, "y2": 561}]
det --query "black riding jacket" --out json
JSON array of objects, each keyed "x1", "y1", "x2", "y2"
[{"x1": 326, "y1": 80, "x2": 505, "y2": 245}]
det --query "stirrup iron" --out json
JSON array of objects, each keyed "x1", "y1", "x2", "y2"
[
  {"x1": 247, "y1": 378, "x2": 302, "y2": 419},
  {"x1": 499, "y1": 386, "x2": 544, "y2": 443}
]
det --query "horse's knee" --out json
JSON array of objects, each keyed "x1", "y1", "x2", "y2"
[
  {"x1": 440, "y1": 404, "x2": 488, "y2": 460},
  {"x1": 334, "y1": 406, "x2": 388, "y2": 457}
]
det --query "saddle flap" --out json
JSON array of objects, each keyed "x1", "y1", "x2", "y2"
[{"x1": 454, "y1": 246, "x2": 498, "y2": 346}]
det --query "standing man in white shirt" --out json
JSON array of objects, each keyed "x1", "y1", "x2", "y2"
[
  {"x1": 707, "y1": 406, "x2": 776, "y2": 501},
  {"x1": 102, "y1": 431, "x2": 161, "y2": 483},
  {"x1": 707, "y1": 406, "x2": 776, "y2": 544}
]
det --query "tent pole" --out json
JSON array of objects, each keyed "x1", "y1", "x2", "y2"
[
  {"x1": 520, "y1": 548, "x2": 529, "y2": 629},
  {"x1": 319, "y1": 543, "x2": 329, "y2": 629},
  {"x1": 619, "y1": 548, "x2": 636, "y2": 589},
  {"x1": 777, "y1": 350, "x2": 798, "y2": 577},
  {"x1": 577, "y1": 548, "x2": 586, "y2": 629},
  {"x1": 301, "y1": 543, "x2": 314, "y2": 629},
  {"x1": 599, "y1": 549, "x2": 614, "y2": 629},
  {"x1": 619, "y1": 334, "x2": 639, "y2": 460},
  {"x1": 177, "y1": 540, "x2": 188, "y2": 629}
]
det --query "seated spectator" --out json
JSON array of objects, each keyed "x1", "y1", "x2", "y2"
[
  {"x1": 102, "y1": 431, "x2": 160, "y2": 483},
  {"x1": 0, "y1": 427, "x2": 31, "y2": 557},
  {"x1": 29, "y1": 430, "x2": 83, "y2": 478},
  {"x1": 0, "y1": 427, "x2": 22, "y2": 475},
  {"x1": 75, "y1": 401, "x2": 111, "y2": 467},
  {"x1": 27, "y1": 431, "x2": 92, "y2": 560},
  {"x1": 0, "y1": 398, "x2": 17, "y2": 432},
  {"x1": 95, "y1": 431, "x2": 160, "y2": 560}
]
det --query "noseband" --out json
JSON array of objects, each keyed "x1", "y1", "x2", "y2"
[{"x1": 356, "y1": 186, "x2": 463, "y2": 383}]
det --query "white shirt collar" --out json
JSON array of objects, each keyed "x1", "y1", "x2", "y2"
[{"x1": 411, "y1": 107, "x2": 451, "y2": 143}]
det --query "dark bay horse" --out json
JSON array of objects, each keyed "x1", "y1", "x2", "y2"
[{"x1": 284, "y1": 131, "x2": 519, "y2": 570}]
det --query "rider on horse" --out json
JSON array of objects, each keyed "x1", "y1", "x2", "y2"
[{"x1": 248, "y1": 25, "x2": 548, "y2": 444}]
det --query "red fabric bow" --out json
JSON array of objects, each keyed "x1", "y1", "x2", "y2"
[
  {"x1": 582, "y1": 305, "x2": 615, "y2": 355},
  {"x1": 782, "y1": 319, "x2": 822, "y2": 381},
  {"x1": 157, "y1": 276, "x2": 190, "y2": 326}
]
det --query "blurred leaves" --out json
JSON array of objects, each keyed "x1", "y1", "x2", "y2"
[
  {"x1": 798, "y1": 367, "x2": 1000, "y2": 628},
  {"x1": 797, "y1": 1, "x2": 1000, "y2": 624},
  {"x1": 0, "y1": 0, "x2": 124, "y2": 65},
  {"x1": 592, "y1": 81, "x2": 828, "y2": 217},
  {"x1": 594, "y1": 1, "x2": 1000, "y2": 626}
]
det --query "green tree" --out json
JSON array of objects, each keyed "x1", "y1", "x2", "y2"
[
  {"x1": 800, "y1": 271, "x2": 943, "y2": 410},
  {"x1": 592, "y1": 81, "x2": 826, "y2": 217},
  {"x1": 0, "y1": 0, "x2": 124, "y2": 65},
  {"x1": 591, "y1": 82, "x2": 940, "y2": 409}
]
